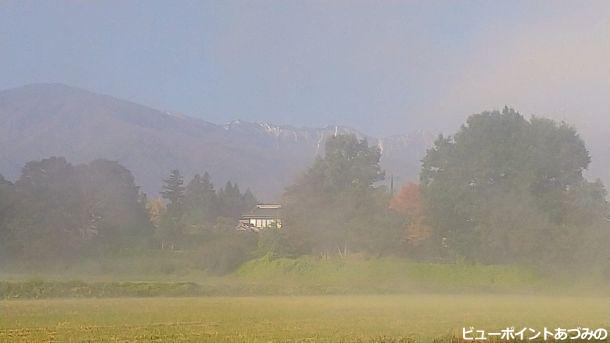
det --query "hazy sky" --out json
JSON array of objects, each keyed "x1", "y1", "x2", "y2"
[{"x1": 0, "y1": 0, "x2": 608, "y2": 139}]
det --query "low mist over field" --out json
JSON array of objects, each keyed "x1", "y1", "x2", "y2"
[{"x1": 0, "y1": 1, "x2": 608, "y2": 342}]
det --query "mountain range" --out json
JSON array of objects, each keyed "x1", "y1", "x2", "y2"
[{"x1": 0, "y1": 84, "x2": 435, "y2": 200}]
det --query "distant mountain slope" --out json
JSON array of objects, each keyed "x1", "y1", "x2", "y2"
[{"x1": 0, "y1": 84, "x2": 433, "y2": 200}]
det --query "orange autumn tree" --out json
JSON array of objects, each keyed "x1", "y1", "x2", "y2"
[{"x1": 389, "y1": 182, "x2": 432, "y2": 246}]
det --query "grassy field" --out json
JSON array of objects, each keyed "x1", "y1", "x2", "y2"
[
  {"x1": 1, "y1": 256, "x2": 609, "y2": 342},
  {"x1": 2, "y1": 294, "x2": 610, "y2": 342},
  {"x1": 0, "y1": 255, "x2": 554, "y2": 298},
  {"x1": 0, "y1": 260, "x2": 549, "y2": 300},
  {"x1": 4, "y1": 253, "x2": 605, "y2": 294}
]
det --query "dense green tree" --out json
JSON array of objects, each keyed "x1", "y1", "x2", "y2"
[
  {"x1": 77, "y1": 159, "x2": 152, "y2": 249},
  {"x1": 158, "y1": 169, "x2": 186, "y2": 249},
  {"x1": 183, "y1": 172, "x2": 220, "y2": 231},
  {"x1": 241, "y1": 188, "x2": 258, "y2": 214},
  {"x1": 161, "y1": 170, "x2": 185, "y2": 217},
  {"x1": 9, "y1": 157, "x2": 87, "y2": 261},
  {"x1": 0, "y1": 174, "x2": 15, "y2": 261},
  {"x1": 1, "y1": 158, "x2": 153, "y2": 262},
  {"x1": 220, "y1": 181, "x2": 238, "y2": 218},
  {"x1": 218, "y1": 181, "x2": 244, "y2": 219},
  {"x1": 283, "y1": 134, "x2": 401, "y2": 257},
  {"x1": 420, "y1": 107, "x2": 609, "y2": 265}
]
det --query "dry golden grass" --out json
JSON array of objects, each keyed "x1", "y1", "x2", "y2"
[{"x1": 1, "y1": 294, "x2": 610, "y2": 342}]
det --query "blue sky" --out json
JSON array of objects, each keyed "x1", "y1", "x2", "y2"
[{"x1": 0, "y1": 1, "x2": 608, "y2": 138}]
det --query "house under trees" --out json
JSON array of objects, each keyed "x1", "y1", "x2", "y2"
[{"x1": 238, "y1": 204, "x2": 283, "y2": 231}]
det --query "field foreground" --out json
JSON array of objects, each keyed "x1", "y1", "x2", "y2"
[{"x1": 2, "y1": 294, "x2": 610, "y2": 342}]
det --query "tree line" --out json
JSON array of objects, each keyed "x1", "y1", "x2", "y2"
[
  {"x1": 416, "y1": 108, "x2": 609, "y2": 268},
  {"x1": 273, "y1": 108, "x2": 610, "y2": 272},
  {"x1": 0, "y1": 107, "x2": 608, "y2": 274},
  {"x1": 150, "y1": 169, "x2": 257, "y2": 250},
  {"x1": 0, "y1": 158, "x2": 257, "y2": 269},
  {"x1": 0, "y1": 158, "x2": 150, "y2": 262}
]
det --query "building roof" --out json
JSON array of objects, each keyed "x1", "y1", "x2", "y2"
[{"x1": 242, "y1": 204, "x2": 282, "y2": 219}]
